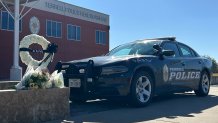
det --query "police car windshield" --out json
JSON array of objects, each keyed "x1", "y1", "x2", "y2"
[{"x1": 107, "y1": 41, "x2": 160, "y2": 56}]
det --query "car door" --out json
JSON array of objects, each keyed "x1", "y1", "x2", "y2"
[
  {"x1": 160, "y1": 41, "x2": 185, "y2": 92},
  {"x1": 177, "y1": 43, "x2": 202, "y2": 89}
]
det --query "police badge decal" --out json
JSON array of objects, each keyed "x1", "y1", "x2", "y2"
[{"x1": 163, "y1": 64, "x2": 169, "y2": 82}]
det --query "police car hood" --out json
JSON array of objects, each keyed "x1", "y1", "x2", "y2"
[{"x1": 67, "y1": 55, "x2": 148, "y2": 66}]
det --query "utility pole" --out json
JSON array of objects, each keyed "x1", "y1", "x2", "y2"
[{"x1": 10, "y1": 0, "x2": 22, "y2": 81}]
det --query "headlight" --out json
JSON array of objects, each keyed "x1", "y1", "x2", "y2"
[
  {"x1": 61, "y1": 70, "x2": 66, "y2": 74},
  {"x1": 79, "y1": 69, "x2": 85, "y2": 73},
  {"x1": 101, "y1": 66, "x2": 128, "y2": 75},
  {"x1": 62, "y1": 65, "x2": 69, "y2": 69}
]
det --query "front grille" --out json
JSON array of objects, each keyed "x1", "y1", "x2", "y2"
[
  {"x1": 66, "y1": 63, "x2": 87, "y2": 74},
  {"x1": 64, "y1": 62, "x2": 101, "y2": 76}
]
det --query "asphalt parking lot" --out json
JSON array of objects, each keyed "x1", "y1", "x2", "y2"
[{"x1": 48, "y1": 85, "x2": 218, "y2": 123}]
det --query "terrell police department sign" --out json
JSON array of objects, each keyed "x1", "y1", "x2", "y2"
[{"x1": 26, "y1": 0, "x2": 109, "y2": 26}]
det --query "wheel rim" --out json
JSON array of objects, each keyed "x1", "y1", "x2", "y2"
[
  {"x1": 202, "y1": 73, "x2": 210, "y2": 94},
  {"x1": 136, "y1": 76, "x2": 151, "y2": 103}
]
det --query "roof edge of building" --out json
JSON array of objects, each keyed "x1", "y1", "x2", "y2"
[{"x1": 25, "y1": 0, "x2": 110, "y2": 26}]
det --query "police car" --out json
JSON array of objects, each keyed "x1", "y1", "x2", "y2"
[{"x1": 56, "y1": 37, "x2": 212, "y2": 107}]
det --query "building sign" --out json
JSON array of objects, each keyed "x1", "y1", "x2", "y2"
[
  {"x1": 25, "y1": 0, "x2": 109, "y2": 26},
  {"x1": 29, "y1": 16, "x2": 40, "y2": 34},
  {"x1": 45, "y1": 2, "x2": 107, "y2": 23}
]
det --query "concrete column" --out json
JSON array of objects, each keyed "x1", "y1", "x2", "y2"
[{"x1": 10, "y1": 0, "x2": 22, "y2": 81}]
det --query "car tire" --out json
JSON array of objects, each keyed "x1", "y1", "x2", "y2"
[
  {"x1": 194, "y1": 71, "x2": 210, "y2": 97},
  {"x1": 130, "y1": 71, "x2": 154, "y2": 107}
]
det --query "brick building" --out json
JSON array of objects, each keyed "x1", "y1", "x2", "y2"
[{"x1": 0, "y1": 0, "x2": 110, "y2": 80}]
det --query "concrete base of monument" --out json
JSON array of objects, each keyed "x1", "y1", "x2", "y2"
[
  {"x1": 0, "y1": 81, "x2": 19, "y2": 90},
  {"x1": 0, "y1": 88, "x2": 70, "y2": 123},
  {"x1": 10, "y1": 66, "x2": 22, "y2": 81}
]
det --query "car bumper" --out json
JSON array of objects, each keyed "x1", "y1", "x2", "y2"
[{"x1": 63, "y1": 73, "x2": 132, "y2": 97}]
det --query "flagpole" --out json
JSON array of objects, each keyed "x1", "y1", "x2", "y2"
[{"x1": 10, "y1": 0, "x2": 22, "y2": 81}]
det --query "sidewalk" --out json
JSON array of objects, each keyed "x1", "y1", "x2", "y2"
[
  {"x1": 0, "y1": 81, "x2": 19, "y2": 90},
  {"x1": 46, "y1": 86, "x2": 218, "y2": 123}
]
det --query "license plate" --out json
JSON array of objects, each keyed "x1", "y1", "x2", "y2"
[{"x1": 69, "y1": 79, "x2": 81, "y2": 88}]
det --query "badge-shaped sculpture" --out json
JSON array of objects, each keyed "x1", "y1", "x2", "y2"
[
  {"x1": 17, "y1": 34, "x2": 63, "y2": 90},
  {"x1": 19, "y1": 34, "x2": 58, "y2": 68}
]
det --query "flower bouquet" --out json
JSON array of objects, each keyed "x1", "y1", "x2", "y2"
[
  {"x1": 16, "y1": 65, "x2": 64, "y2": 90},
  {"x1": 17, "y1": 34, "x2": 62, "y2": 90}
]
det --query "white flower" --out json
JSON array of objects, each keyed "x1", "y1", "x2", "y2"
[
  {"x1": 42, "y1": 80, "x2": 52, "y2": 89},
  {"x1": 53, "y1": 78, "x2": 63, "y2": 88},
  {"x1": 50, "y1": 70, "x2": 64, "y2": 88},
  {"x1": 32, "y1": 72, "x2": 38, "y2": 77}
]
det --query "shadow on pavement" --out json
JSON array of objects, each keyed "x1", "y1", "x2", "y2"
[{"x1": 66, "y1": 91, "x2": 218, "y2": 123}]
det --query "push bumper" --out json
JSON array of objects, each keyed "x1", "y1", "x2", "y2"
[{"x1": 59, "y1": 60, "x2": 132, "y2": 97}]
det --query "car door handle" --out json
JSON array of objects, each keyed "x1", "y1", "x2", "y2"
[
  {"x1": 181, "y1": 62, "x2": 185, "y2": 66},
  {"x1": 198, "y1": 61, "x2": 202, "y2": 64}
]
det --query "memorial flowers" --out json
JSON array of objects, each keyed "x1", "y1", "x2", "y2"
[
  {"x1": 16, "y1": 65, "x2": 64, "y2": 90},
  {"x1": 16, "y1": 34, "x2": 64, "y2": 90},
  {"x1": 25, "y1": 67, "x2": 50, "y2": 89},
  {"x1": 19, "y1": 34, "x2": 52, "y2": 67}
]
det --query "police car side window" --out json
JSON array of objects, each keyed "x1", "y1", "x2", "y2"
[
  {"x1": 190, "y1": 49, "x2": 198, "y2": 57},
  {"x1": 178, "y1": 44, "x2": 193, "y2": 57},
  {"x1": 162, "y1": 43, "x2": 180, "y2": 57}
]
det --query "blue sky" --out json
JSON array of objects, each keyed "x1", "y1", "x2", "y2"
[{"x1": 61, "y1": 0, "x2": 218, "y2": 61}]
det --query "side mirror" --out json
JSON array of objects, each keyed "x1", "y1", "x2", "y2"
[
  {"x1": 153, "y1": 44, "x2": 162, "y2": 51},
  {"x1": 153, "y1": 44, "x2": 175, "y2": 59},
  {"x1": 162, "y1": 50, "x2": 175, "y2": 56}
]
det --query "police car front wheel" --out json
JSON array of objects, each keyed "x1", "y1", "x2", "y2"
[
  {"x1": 130, "y1": 71, "x2": 154, "y2": 107},
  {"x1": 194, "y1": 71, "x2": 210, "y2": 97}
]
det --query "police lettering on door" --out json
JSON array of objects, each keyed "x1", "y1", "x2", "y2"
[{"x1": 163, "y1": 65, "x2": 201, "y2": 82}]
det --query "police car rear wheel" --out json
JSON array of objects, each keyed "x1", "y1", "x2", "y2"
[
  {"x1": 130, "y1": 71, "x2": 154, "y2": 107},
  {"x1": 194, "y1": 72, "x2": 210, "y2": 97}
]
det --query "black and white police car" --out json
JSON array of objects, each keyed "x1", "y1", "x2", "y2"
[{"x1": 56, "y1": 37, "x2": 212, "y2": 107}]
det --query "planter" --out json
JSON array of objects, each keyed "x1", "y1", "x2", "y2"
[
  {"x1": 0, "y1": 88, "x2": 69, "y2": 123},
  {"x1": 212, "y1": 76, "x2": 218, "y2": 85}
]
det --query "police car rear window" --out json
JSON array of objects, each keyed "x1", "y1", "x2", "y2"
[{"x1": 178, "y1": 44, "x2": 194, "y2": 57}]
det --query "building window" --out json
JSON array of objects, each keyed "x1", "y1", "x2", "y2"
[
  {"x1": 67, "y1": 24, "x2": 81, "y2": 41},
  {"x1": 46, "y1": 20, "x2": 62, "y2": 38},
  {"x1": 0, "y1": 11, "x2": 22, "y2": 31},
  {"x1": 96, "y1": 30, "x2": 106, "y2": 45}
]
